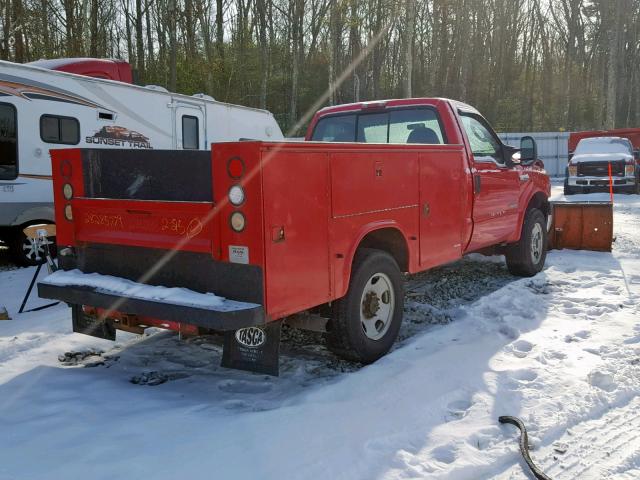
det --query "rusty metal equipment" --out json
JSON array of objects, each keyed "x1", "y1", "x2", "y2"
[{"x1": 549, "y1": 201, "x2": 613, "y2": 252}]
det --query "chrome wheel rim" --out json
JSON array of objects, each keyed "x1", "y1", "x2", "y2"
[
  {"x1": 22, "y1": 236, "x2": 51, "y2": 262},
  {"x1": 530, "y1": 223, "x2": 543, "y2": 265},
  {"x1": 360, "y1": 272, "x2": 395, "y2": 340}
]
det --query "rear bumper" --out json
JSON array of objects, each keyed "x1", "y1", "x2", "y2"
[{"x1": 38, "y1": 281, "x2": 265, "y2": 331}]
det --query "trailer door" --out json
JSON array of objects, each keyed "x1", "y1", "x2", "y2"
[{"x1": 175, "y1": 105, "x2": 205, "y2": 150}]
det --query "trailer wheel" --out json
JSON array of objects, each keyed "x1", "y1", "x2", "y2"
[
  {"x1": 326, "y1": 248, "x2": 404, "y2": 364},
  {"x1": 11, "y1": 225, "x2": 56, "y2": 267},
  {"x1": 505, "y1": 208, "x2": 547, "y2": 277}
]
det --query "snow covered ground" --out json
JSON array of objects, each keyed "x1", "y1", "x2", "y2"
[{"x1": 1, "y1": 184, "x2": 639, "y2": 480}]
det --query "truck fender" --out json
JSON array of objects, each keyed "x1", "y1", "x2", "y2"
[
  {"x1": 337, "y1": 222, "x2": 412, "y2": 299},
  {"x1": 12, "y1": 205, "x2": 56, "y2": 226},
  {"x1": 509, "y1": 190, "x2": 550, "y2": 244}
]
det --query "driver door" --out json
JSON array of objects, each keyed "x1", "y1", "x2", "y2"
[{"x1": 460, "y1": 113, "x2": 520, "y2": 250}]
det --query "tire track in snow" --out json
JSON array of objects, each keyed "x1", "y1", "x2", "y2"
[{"x1": 539, "y1": 396, "x2": 640, "y2": 479}]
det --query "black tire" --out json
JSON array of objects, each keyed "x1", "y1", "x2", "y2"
[
  {"x1": 11, "y1": 225, "x2": 56, "y2": 267},
  {"x1": 326, "y1": 248, "x2": 404, "y2": 364},
  {"x1": 505, "y1": 208, "x2": 547, "y2": 277},
  {"x1": 563, "y1": 175, "x2": 576, "y2": 196}
]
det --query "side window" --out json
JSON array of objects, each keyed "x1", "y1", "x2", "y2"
[
  {"x1": 460, "y1": 114, "x2": 502, "y2": 163},
  {"x1": 389, "y1": 108, "x2": 445, "y2": 144},
  {"x1": 357, "y1": 113, "x2": 388, "y2": 143},
  {"x1": 311, "y1": 114, "x2": 356, "y2": 142},
  {"x1": 182, "y1": 115, "x2": 199, "y2": 149},
  {"x1": 0, "y1": 103, "x2": 18, "y2": 180},
  {"x1": 40, "y1": 115, "x2": 80, "y2": 145}
]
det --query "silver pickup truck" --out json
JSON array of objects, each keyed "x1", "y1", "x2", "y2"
[{"x1": 564, "y1": 137, "x2": 640, "y2": 195}]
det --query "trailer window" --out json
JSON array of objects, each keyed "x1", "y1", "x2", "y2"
[
  {"x1": 40, "y1": 115, "x2": 80, "y2": 145},
  {"x1": 182, "y1": 115, "x2": 199, "y2": 149},
  {"x1": 0, "y1": 103, "x2": 17, "y2": 180}
]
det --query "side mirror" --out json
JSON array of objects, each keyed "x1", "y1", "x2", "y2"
[{"x1": 520, "y1": 136, "x2": 537, "y2": 163}]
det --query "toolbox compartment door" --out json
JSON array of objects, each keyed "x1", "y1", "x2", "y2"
[{"x1": 262, "y1": 150, "x2": 331, "y2": 318}]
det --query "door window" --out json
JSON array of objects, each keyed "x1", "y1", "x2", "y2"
[
  {"x1": 182, "y1": 115, "x2": 199, "y2": 149},
  {"x1": 460, "y1": 114, "x2": 502, "y2": 163},
  {"x1": 0, "y1": 103, "x2": 17, "y2": 180}
]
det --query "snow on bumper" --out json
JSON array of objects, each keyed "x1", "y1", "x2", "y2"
[{"x1": 38, "y1": 269, "x2": 265, "y2": 330}]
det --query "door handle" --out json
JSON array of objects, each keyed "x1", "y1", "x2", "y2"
[{"x1": 474, "y1": 175, "x2": 482, "y2": 194}]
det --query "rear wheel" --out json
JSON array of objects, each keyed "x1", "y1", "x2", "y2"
[
  {"x1": 326, "y1": 248, "x2": 404, "y2": 364},
  {"x1": 505, "y1": 208, "x2": 547, "y2": 277}
]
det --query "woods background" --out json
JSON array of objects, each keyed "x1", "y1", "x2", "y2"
[{"x1": 1, "y1": 0, "x2": 639, "y2": 134}]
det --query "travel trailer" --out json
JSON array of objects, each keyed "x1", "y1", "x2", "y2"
[
  {"x1": 0, "y1": 59, "x2": 283, "y2": 264},
  {"x1": 27, "y1": 58, "x2": 134, "y2": 82}
]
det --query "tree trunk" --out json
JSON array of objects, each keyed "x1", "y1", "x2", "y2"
[
  {"x1": 216, "y1": 0, "x2": 224, "y2": 58},
  {"x1": 168, "y1": 0, "x2": 177, "y2": 91},
  {"x1": 135, "y1": 0, "x2": 145, "y2": 83},
  {"x1": 256, "y1": 0, "x2": 269, "y2": 109},
  {"x1": 403, "y1": 0, "x2": 415, "y2": 98}
]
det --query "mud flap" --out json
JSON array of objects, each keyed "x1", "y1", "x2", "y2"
[
  {"x1": 71, "y1": 304, "x2": 116, "y2": 341},
  {"x1": 221, "y1": 322, "x2": 281, "y2": 376}
]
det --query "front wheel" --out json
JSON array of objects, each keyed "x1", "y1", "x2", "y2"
[
  {"x1": 326, "y1": 248, "x2": 404, "y2": 364},
  {"x1": 505, "y1": 208, "x2": 547, "y2": 277}
]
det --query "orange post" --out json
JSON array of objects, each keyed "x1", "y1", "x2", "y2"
[{"x1": 608, "y1": 161, "x2": 614, "y2": 202}]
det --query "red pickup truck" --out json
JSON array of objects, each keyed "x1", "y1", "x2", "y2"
[{"x1": 39, "y1": 98, "x2": 550, "y2": 374}]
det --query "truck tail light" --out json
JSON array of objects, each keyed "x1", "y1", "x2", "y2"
[
  {"x1": 61, "y1": 160, "x2": 73, "y2": 178},
  {"x1": 625, "y1": 164, "x2": 635, "y2": 176},
  {"x1": 230, "y1": 211, "x2": 246, "y2": 232},
  {"x1": 64, "y1": 204, "x2": 73, "y2": 221},
  {"x1": 227, "y1": 156, "x2": 245, "y2": 179},
  {"x1": 63, "y1": 183, "x2": 73, "y2": 200},
  {"x1": 228, "y1": 185, "x2": 245, "y2": 206},
  {"x1": 568, "y1": 165, "x2": 577, "y2": 177}
]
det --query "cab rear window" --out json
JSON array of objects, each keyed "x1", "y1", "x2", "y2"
[
  {"x1": 311, "y1": 107, "x2": 446, "y2": 144},
  {"x1": 0, "y1": 103, "x2": 17, "y2": 180}
]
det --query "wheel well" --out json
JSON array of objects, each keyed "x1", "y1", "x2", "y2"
[
  {"x1": 14, "y1": 219, "x2": 55, "y2": 233},
  {"x1": 527, "y1": 192, "x2": 550, "y2": 218},
  {"x1": 357, "y1": 228, "x2": 409, "y2": 272}
]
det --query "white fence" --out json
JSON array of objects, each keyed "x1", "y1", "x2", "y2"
[{"x1": 498, "y1": 132, "x2": 570, "y2": 177}]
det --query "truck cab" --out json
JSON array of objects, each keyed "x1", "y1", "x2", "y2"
[{"x1": 307, "y1": 98, "x2": 549, "y2": 254}]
